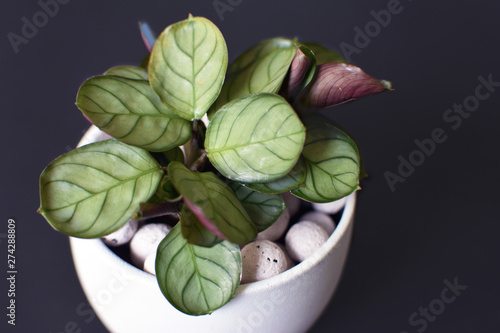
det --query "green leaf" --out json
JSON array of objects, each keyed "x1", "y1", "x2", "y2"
[
  {"x1": 154, "y1": 175, "x2": 181, "y2": 202},
  {"x1": 149, "y1": 15, "x2": 228, "y2": 121},
  {"x1": 208, "y1": 40, "x2": 296, "y2": 119},
  {"x1": 227, "y1": 37, "x2": 293, "y2": 74},
  {"x1": 229, "y1": 182, "x2": 285, "y2": 232},
  {"x1": 156, "y1": 224, "x2": 241, "y2": 315},
  {"x1": 76, "y1": 75, "x2": 192, "y2": 152},
  {"x1": 291, "y1": 116, "x2": 360, "y2": 202},
  {"x1": 245, "y1": 158, "x2": 306, "y2": 194},
  {"x1": 39, "y1": 140, "x2": 163, "y2": 238},
  {"x1": 168, "y1": 161, "x2": 257, "y2": 244},
  {"x1": 104, "y1": 66, "x2": 149, "y2": 80},
  {"x1": 150, "y1": 147, "x2": 185, "y2": 167},
  {"x1": 301, "y1": 42, "x2": 346, "y2": 64},
  {"x1": 205, "y1": 93, "x2": 306, "y2": 183},
  {"x1": 180, "y1": 205, "x2": 223, "y2": 247}
]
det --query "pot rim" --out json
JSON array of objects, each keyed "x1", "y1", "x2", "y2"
[{"x1": 74, "y1": 125, "x2": 357, "y2": 298}]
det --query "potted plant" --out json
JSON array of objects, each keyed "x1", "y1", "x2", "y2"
[{"x1": 38, "y1": 15, "x2": 390, "y2": 332}]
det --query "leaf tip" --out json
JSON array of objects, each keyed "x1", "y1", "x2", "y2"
[
  {"x1": 380, "y1": 80, "x2": 394, "y2": 91},
  {"x1": 188, "y1": 13, "x2": 194, "y2": 20}
]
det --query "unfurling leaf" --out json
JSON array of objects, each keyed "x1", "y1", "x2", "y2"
[
  {"x1": 279, "y1": 45, "x2": 316, "y2": 101},
  {"x1": 168, "y1": 161, "x2": 257, "y2": 244},
  {"x1": 156, "y1": 224, "x2": 241, "y2": 315},
  {"x1": 205, "y1": 93, "x2": 306, "y2": 183},
  {"x1": 292, "y1": 115, "x2": 360, "y2": 202},
  {"x1": 149, "y1": 15, "x2": 228, "y2": 120},
  {"x1": 298, "y1": 63, "x2": 391, "y2": 111},
  {"x1": 39, "y1": 140, "x2": 162, "y2": 238},
  {"x1": 208, "y1": 38, "x2": 296, "y2": 119},
  {"x1": 138, "y1": 21, "x2": 157, "y2": 52},
  {"x1": 76, "y1": 76, "x2": 192, "y2": 152}
]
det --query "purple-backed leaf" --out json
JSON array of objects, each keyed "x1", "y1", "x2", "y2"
[
  {"x1": 183, "y1": 198, "x2": 226, "y2": 240},
  {"x1": 279, "y1": 46, "x2": 316, "y2": 100},
  {"x1": 299, "y1": 63, "x2": 392, "y2": 111},
  {"x1": 138, "y1": 21, "x2": 156, "y2": 52}
]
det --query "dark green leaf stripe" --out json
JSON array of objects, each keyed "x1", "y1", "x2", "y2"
[
  {"x1": 292, "y1": 116, "x2": 360, "y2": 202},
  {"x1": 149, "y1": 15, "x2": 228, "y2": 120},
  {"x1": 39, "y1": 140, "x2": 163, "y2": 238},
  {"x1": 245, "y1": 158, "x2": 306, "y2": 194},
  {"x1": 156, "y1": 224, "x2": 241, "y2": 315},
  {"x1": 208, "y1": 42, "x2": 296, "y2": 119},
  {"x1": 229, "y1": 182, "x2": 285, "y2": 232},
  {"x1": 168, "y1": 162, "x2": 257, "y2": 244},
  {"x1": 76, "y1": 75, "x2": 192, "y2": 152},
  {"x1": 180, "y1": 205, "x2": 222, "y2": 247},
  {"x1": 104, "y1": 66, "x2": 149, "y2": 80},
  {"x1": 205, "y1": 93, "x2": 306, "y2": 183}
]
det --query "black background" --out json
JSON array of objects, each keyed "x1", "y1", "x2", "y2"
[{"x1": 1, "y1": 0, "x2": 499, "y2": 332}]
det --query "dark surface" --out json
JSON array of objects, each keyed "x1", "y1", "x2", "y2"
[{"x1": 1, "y1": 1, "x2": 499, "y2": 332}]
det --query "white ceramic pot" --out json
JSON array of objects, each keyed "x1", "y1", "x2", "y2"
[{"x1": 70, "y1": 125, "x2": 357, "y2": 333}]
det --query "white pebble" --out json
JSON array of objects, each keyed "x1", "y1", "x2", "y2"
[
  {"x1": 241, "y1": 240, "x2": 288, "y2": 284},
  {"x1": 130, "y1": 223, "x2": 170, "y2": 268},
  {"x1": 276, "y1": 243, "x2": 296, "y2": 270},
  {"x1": 285, "y1": 221, "x2": 329, "y2": 262},
  {"x1": 256, "y1": 208, "x2": 290, "y2": 241},
  {"x1": 102, "y1": 219, "x2": 138, "y2": 247},
  {"x1": 298, "y1": 211, "x2": 336, "y2": 235},
  {"x1": 282, "y1": 192, "x2": 301, "y2": 217},
  {"x1": 143, "y1": 251, "x2": 157, "y2": 276},
  {"x1": 312, "y1": 197, "x2": 346, "y2": 215}
]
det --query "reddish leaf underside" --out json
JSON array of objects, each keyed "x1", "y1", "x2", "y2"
[{"x1": 303, "y1": 62, "x2": 391, "y2": 109}]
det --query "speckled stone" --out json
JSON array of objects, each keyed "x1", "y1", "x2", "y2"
[
  {"x1": 241, "y1": 240, "x2": 288, "y2": 284},
  {"x1": 298, "y1": 211, "x2": 336, "y2": 235},
  {"x1": 130, "y1": 223, "x2": 170, "y2": 268},
  {"x1": 277, "y1": 243, "x2": 296, "y2": 270},
  {"x1": 102, "y1": 219, "x2": 139, "y2": 247},
  {"x1": 285, "y1": 221, "x2": 329, "y2": 263}
]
